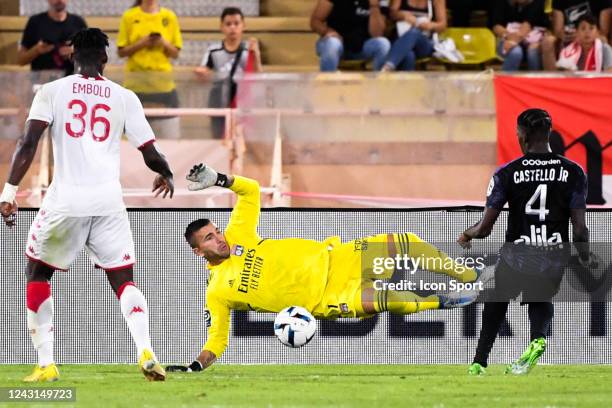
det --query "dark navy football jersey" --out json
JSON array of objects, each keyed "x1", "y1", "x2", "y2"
[{"x1": 486, "y1": 152, "x2": 587, "y2": 244}]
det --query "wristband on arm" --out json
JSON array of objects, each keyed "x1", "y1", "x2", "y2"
[
  {"x1": 0, "y1": 183, "x2": 18, "y2": 203},
  {"x1": 165, "y1": 360, "x2": 203, "y2": 372},
  {"x1": 189, "y1": 360, "x2": 203, "y2": 372},
  {"x1": 215, "y1": 173, "x2": 229, "y2": 188}
]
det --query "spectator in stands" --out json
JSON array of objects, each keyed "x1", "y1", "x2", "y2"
[
  {"x1": 493, "y1": 0, "x2": 549, "y2": 71},
  {"x1": 556, "y1": 13, "x2": 612, "y2": 70},
  {"x1": 194, "y1": 7, "x2": 262, "y2": 139},
  {"x1": 542, "y1": 0, "x2": 611, "y2": 70},
  {"x1": 195, "y1": 7, "x2": 262, "y2": 80},
  {"x1": 382, "y1": 0, "x2": 448, "y2": 71},
  {"x1": 18, "y1": 0, "x2": 87, "y2": 76},
  {"x1": 117, "y1": 0, "x2": 182, "y2": 138},
  {"x1": 310, "y1": 0, "x2": 391, "y2": 71}
]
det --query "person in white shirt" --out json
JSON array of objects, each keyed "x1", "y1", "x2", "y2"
[{"x1": 0, "y1": 28, "x2": 173, "y2": 382}]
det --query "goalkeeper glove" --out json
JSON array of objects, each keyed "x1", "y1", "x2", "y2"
[
  {"x1": 186, "y1": 163, "x2": 229, "y2": 191},
  {"x1": 166, "y1": 360, "x2": 203, "y2": 373}
]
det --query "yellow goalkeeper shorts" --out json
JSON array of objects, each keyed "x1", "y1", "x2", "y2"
[{"x1": 312, "y1": 233, "x2": 400, "y2": 319}]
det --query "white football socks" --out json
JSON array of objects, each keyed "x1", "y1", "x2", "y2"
[{"x1": 119, "y1": 284, "x2": 153, "y2": 359}]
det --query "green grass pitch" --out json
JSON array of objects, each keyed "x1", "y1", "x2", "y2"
[{"x1": 1, "y1": 364, "x2": 611, "y2": 407}]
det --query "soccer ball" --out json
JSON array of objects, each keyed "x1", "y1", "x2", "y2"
[{"x1": 274, "y1": 306, "x2": 317, "y2": 348}]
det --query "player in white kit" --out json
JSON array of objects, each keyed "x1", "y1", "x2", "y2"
[{"x1": 0, "y1": 28, "x2": 173, "y2": 382}]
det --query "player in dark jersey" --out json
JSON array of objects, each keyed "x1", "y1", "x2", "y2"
[{"x1": 457, "y1": 108, "x2": 591, "y2": 376}]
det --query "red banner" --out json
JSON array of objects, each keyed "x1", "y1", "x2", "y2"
[{"x1": 494, "y1": 75, "x2": 612, "y2": 204}]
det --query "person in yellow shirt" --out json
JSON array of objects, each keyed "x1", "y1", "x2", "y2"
[
  {"x1": 167, "y1": 164, "x2": 492, "y2": 373},
  {"x1": 117, "y1": 0, "x2": 182, "y2": 138}
]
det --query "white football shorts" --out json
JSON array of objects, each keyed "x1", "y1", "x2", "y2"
[{"x1": 25, "y1": 208, "x2": 136, "y2": 271}]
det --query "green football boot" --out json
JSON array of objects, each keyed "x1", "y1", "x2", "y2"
[
  {"x1": 505, "y1": 337, "x2": 547, "y2": 375},
  {"x1": 468, "y1": 363, "x2": 487, "y2": 376}
]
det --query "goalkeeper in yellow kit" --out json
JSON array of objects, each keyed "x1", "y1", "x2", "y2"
[{"x1": 167, "y1": 164, "x2": 490, "y2": 372}]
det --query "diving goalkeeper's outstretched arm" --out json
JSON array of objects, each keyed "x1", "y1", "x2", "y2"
[{"x1": 167, "y1": 164, "x2": 260, "y2": 373}]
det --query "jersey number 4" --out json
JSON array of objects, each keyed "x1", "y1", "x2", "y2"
[
  {"x1": 65, "y1": 99, "x2": 111, "y2": 142},
  {"x1": 525, "y1": 184, "x2": 550, "y2": 221}
]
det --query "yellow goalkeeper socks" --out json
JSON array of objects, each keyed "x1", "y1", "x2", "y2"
[{"x1": 373, "y1": 289, "x2": 439, "y2": 314}]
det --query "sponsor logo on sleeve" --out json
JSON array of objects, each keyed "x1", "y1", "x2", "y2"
[
  {"x1": 204, "y1": 309, "x2": 211, "y2": 327},
  {"x1": 486, "y1": 177, "x2": 495, "y2": 197}
]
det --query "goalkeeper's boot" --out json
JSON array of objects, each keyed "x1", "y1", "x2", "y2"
[
  {"x1": 438, "y1": 290, "x2": 477, "y2": 309},
  {"x1": 139, "y1": 349, "x2": 166, "y2": 381},
  {"x1": 505, "y1": 337, "x2": 547, "y2": 375},
  {"x1": 23, "y1": 364, "x2": 59, "y2": 382},
  {"x1": 468, "y1": 363, "x2": 487, "y2": 376}
]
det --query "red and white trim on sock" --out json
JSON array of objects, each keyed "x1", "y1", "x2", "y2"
[
  {"x1": 26, "y1": 281, "x2": 54, "y2": 367},
  {"x1": 116, "y1": 281, "x2": 136, "y2": 299}
]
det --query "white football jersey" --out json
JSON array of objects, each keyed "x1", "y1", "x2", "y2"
[{"x1": 27, "y1": 74, "x2": 155, "y2": 216}]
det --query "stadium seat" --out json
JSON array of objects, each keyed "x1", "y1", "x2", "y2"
[{"x1": 437, "y1": 28, "x2": 499, "y2": 68}]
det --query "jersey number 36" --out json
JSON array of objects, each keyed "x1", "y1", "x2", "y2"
[{"x1": 65, "y1": 99, "x2": 111, "y2": 142}]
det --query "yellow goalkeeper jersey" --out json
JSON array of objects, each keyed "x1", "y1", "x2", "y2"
[{"x1": 203, "y1": 176, "x2": 339, "y2": 357}]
